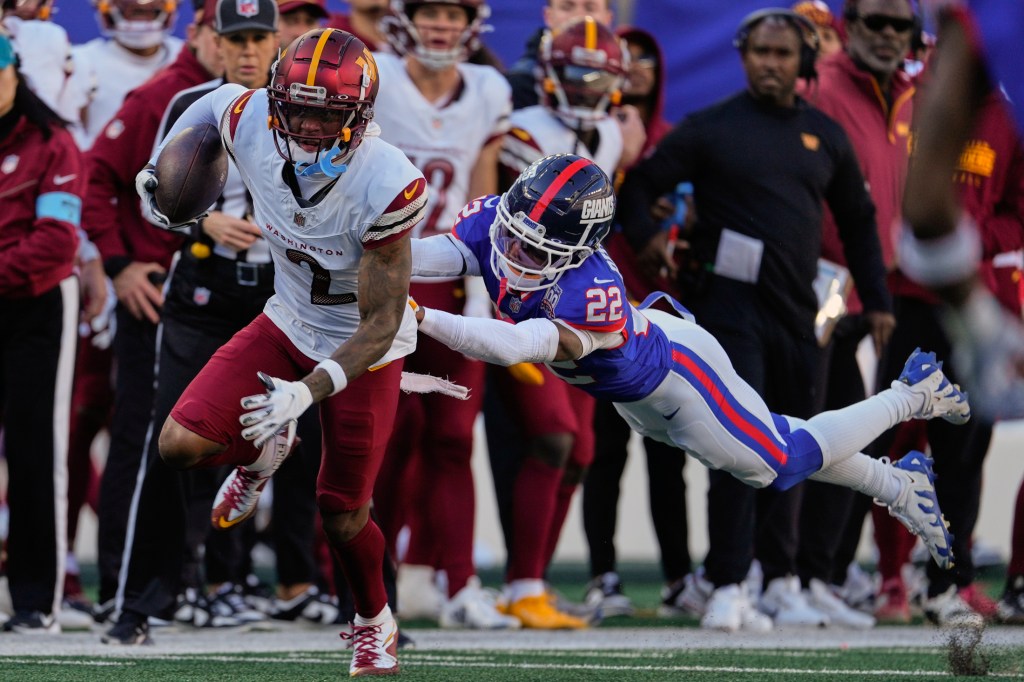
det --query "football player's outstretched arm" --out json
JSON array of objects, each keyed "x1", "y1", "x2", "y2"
[
  {"x1": 411, "y1": 234, "x2": 481, "y2": 278},
  {"x1": 414, "y1": 305, "x2": 622, "y2": 366}
]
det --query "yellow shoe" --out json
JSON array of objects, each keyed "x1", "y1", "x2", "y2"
[{"x1": 509, "y1": 595, "x2": 588, "y2": 629}]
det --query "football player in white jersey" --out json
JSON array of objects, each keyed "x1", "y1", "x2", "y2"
[
  {"x1": 65, "y1": 0, "x2": 184, "y2": 149},
  {"x1": 500, "y1": 15, "x2": 631, "y2": 182},
  {"x1": 372, "y1": 0, "x2": 518, "y2": 631},
  {"x1": 136, "y1": 28, "x2": 425, "y2": 677}
]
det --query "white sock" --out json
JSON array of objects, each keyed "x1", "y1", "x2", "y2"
[
  {"x1": 802, "y1": 388, "x2": 909, "y2": 467},
  {"x1": 508, "y1": 579, "x2": 545, "y2": 602},
  {"x1": 810, "y1": 453, "x2": 905, "y2": 503},
  {"x1": 354, "y1": 604, "x2": 392, "y2": 627}
]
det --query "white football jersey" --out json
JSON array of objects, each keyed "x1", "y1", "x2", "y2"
[
  {"x1": 150, "y1": 84, "x2": 427, "y2": 364},
  {"x1": 68, "y1": 36, "x2": 183, "y2": 149},
  {"x1": 372, "y1": 52, "x2": 510, "y2": 240},
  {"x1": 500, "y1": 105, "x2": 623, "y2": 178}
]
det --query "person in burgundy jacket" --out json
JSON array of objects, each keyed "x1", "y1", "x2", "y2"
[
  {"x1": 795, "y1": 0, "x2": 915, "y2": 629},
  {"x1": 83, "y1": 0, "x2": 222, "y2": 618},
  {"x1": 0, "y1": 31, "x2": 87, "y2": 633},
  {"x1": 883, "y1": 87, "x2": 1024, "y2": 627}
]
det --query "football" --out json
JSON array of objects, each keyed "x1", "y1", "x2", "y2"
[{"x1": 154, "y1": 122, "x2": 228, "y2": 225}]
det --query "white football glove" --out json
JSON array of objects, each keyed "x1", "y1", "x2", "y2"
[
  {"x1": 134, "y1": 167, "x2": 204, "y2": 232},
  {"x1": 239, "y1": 372, "x2": 314, "y2": 448}
]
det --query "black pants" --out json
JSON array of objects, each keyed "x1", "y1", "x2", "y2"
[
  {"x1": 1, "y1": 280, "x2": 76, "y2": 614},
  {"x1": 688, "y1": 277, "x2": 819, "y2": 588},
  {"x1": 583, "y1": 399, "x2": 691, "y2": 583},
  {"x1": 832, "y1": 296, "x2": 993, "y2": 595},
  {"x1": 118, "y1": 252, "x2": 319, "y2": 618},
  {"x1": 797, "y1": 315, "x2": 869, "y2": 587},
  {"x1": 97, "y1": 307, "x2": 158, "y2": 604}
]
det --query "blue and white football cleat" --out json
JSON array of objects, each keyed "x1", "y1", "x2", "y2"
[
  {"x1": 883, "y1": 450, "x2": 955, "y2": 571},
  {"x1": 892, "y1": 348, "x2": 971, "y2": 425}
]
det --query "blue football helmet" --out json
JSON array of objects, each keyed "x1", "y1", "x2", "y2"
[{"x1": 490, "y1": 154, "x2": 615, "y2": 291}]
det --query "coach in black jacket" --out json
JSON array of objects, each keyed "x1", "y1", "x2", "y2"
[{"x1": 617, "y1": 10, "x2": 892, "y2": 629}]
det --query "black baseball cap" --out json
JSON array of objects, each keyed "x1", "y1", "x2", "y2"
[{"x1": 215, "y1": 0, "x2": 279, "y2": 34}]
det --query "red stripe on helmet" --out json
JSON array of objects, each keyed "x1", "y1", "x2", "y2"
[{"x1": 528, "y1": 157, "x2": 592, "y2": 222}]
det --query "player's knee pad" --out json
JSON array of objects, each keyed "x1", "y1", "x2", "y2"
[
  {"x1": 770, "y1": 428, "x2": 823, "y2": 491},
  {"x1": 530, "y1": 432, "x2": 573, "y2": 470}
]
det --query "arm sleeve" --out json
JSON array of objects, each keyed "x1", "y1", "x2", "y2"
[
  {"x1": 418, "y1": 308, "x2": 559, "y2": 365},
  {"x1": 411, "y1": 234, "x2": 480, "y2": 277},
  {"x1": 824, "y1": 129, "x2": 893, "y2": 313},
  {"x1": 617, "y1": 117, "x2": 699, "y2": 250}
]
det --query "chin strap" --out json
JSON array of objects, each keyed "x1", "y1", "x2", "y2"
[{"x1": 295, "y1": 145, "x2": 349, "y2": 178}]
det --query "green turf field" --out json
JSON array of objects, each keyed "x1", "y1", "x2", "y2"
[{"x1": 2, "y1": 646, "x2": 1023, "y2": 681}]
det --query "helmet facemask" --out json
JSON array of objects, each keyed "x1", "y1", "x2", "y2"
[
  {"x1": 488, "y1": 193, "x2": 594, "y2": 292},
  {"x1": 544, "y1": 62, "x2": 624, "y2": 130},
  {"x1": 382, "y1": 0, "x2": 492, "y2": 70},
  {"x1": 266, "y1": 30, "x2": 379, "y2": 176},
  {"x1": 98, "y1": 0, "x2": 175, "y2": 50}
]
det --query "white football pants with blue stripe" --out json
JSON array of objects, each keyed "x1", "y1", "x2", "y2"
[{"x1": 614, "y1": 309, "x2": 917, "y2": 498}]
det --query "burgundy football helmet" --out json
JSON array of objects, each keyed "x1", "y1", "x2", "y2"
[
  {"x1": 3, "y1": 0, "x2": 53, "y2": 20},
  {"x1": 381, "y1": 0, "x2": 490, "y2": 70},
  {"x1": 538, "y1": 16, "x2": 628, "y2": 130},
  {"x1": 94, "y1": 0, "x2": 176, "y2": 50},
  {"x1": 267, "y1": 28, "x2": 379, "y2": 165}
]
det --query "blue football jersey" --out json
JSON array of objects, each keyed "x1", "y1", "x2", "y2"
[{"x1": 452, "y1": 196, "x2": 674, "y2": 402}]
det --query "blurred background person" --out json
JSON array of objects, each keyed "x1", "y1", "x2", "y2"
[
  {"x1": 0, "y1": 30, "x2": 86, "y2": 633},
  {"x1": 276, "y1": 0, "x2": 326, "y2": 47},
  {"x1": 83, "y1": 0, "x2": 222, "y2": 624}
]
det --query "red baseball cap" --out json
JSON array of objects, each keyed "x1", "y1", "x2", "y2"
[{"x1": 276, "y1": 0, "x2": 327, "y2": 19}]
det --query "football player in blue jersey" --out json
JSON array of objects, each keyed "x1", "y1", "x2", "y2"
[{"x1": 411, "y1": 152, "x2": 971, "y2": 584}]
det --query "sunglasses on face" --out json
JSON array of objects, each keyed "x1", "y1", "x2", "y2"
[{"x1": 857, "y1": 14, "x2": 915, "y2": 33}]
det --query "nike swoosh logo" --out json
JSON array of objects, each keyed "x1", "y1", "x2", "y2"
[
  {"x1": 216, "y1": 515, "x2": 243, "y2": 529},
  {"x1": 662, "y1": 407, "x2": 680, "y2": 420},
  {"x1": 233, "y1": 91, "x2": 253, "y2": 114},
  {"x1": 403, "y1": 180, "x2": 420, "y2": 200},
  {"x1": 53, "y1": 174, "x2": 77, "y2": 185},
  {"x1": 594, "y1": 277, "x2": 614, "y2": 284}
]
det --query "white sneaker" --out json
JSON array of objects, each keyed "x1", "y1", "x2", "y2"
[
  {"x1": 701, "y1": 584, "x2": 743, "y2": 632},
  {"x1": 658, "y1": 571, "x2": 712, "y2": 618},
  {"x1": 342, "y1": 607, "x2": 399, "y2": 676},
  {"x1": 883, "y1": 450, "x2": 955, "y2": 570},
  {"x1": 840, "y1": 562, "x2": 879, "y2": 614},
  {"x1": 440, "y1": 577, "x2": 521, "y2": 630},
  {"x1": 211, "y1": 422, "x2": 296, "y2": 530},
  {"x1": 583, "y1": 572, "x2": 635, "y2": 618},
  {"x1": 923, "y1": 586, "x2": 985, "y2": 628},
  {"x1": 395, "y1": 564, "x2": 443, "y2": 621},
  {"x1": 759, "y1": 576, "x2": 829, "y2": 628},
  {"x1": 891, "y1": 348, "x2": 971, "y2": 424},
  {"x1": 700, "y1": 583, "x2": 770, "y2": 632},
  {"x1": 806, "y1": 579, "x2": 875, "y2": 629}
]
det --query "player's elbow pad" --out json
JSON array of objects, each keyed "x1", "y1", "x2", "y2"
[{"x1": 419, "y1": 308, "x2": 558, "y2": 365}]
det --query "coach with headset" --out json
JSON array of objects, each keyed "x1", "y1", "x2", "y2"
[{"x1": 617, "y1": 8, "x2": 892, "y2": 631}]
